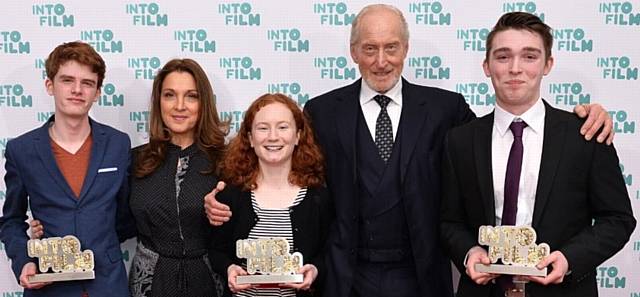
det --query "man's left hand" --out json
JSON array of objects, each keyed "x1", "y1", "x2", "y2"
[
  {"x1": 574, "y1": 103, "x2": 614, "y2": 145},
  {"x1": 524, "y1": 251, "x2": 569, "y2": 285}
]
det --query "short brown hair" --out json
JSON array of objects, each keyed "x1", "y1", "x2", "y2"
[
  {"x1": 219, "y1": 93, "x2": 325, "y2": 191},
  {"x1": 135, "y1": 58, "x2": 228, "y2": 177},
  {"x1": 486, "y1": 12, "x2": 553, "y2": 62},
  {"x1": 45, "y1": 41, "x2": 106, "y2": 88}
]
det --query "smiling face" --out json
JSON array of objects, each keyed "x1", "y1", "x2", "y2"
[
  {"x1": 483, "y1": 29, "x2": 553, "y2": 115},
  {"x1": 248, "y1": 102, "x2": 300, "y2": 169},
  {"x1": 350, "y1": 7, "x2": 408, "y2": 93},
  {"x1": 159, "y1": 71, "x2": 200, "y2": 147},
  {"x1": 45, "y1": 60, "x2": 100, "y2": 120}
]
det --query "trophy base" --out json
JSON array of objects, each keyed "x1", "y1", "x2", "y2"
[
  {"x1": 475, "y1": 263, "x2": 546, "y2": 276},
  {"x1": 237, "y1": 274, "x2": 303, "y2": 285},
  {"x1": 29, "y1": 271, "x2": 95, "y2": 283}
]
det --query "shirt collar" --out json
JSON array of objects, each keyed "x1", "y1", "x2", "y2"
[
  {"x1": 494, "y1": 98, "x2": 545, "y2": 136},
  {"x1": 360, "y1": 79, "x2": 403, "y2": 107}
]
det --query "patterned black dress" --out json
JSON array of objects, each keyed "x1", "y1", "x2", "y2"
[{"x1": 129, "y1": 143, "x2": 223, "y2": 297}]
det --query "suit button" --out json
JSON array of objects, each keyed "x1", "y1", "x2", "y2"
[
  {"x1": 352, "y1": 216, "x2": 357, "y2": 222},
  {"x1": 350, "y1": 249, "x2": 355, "y2": 254}
]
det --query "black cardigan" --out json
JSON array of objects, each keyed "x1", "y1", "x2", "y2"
[{"x1": 209, "y1": 185, "x2": 334, "y2": 297}]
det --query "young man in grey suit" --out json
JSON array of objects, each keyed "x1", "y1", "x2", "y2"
[{"x1": 440, "y1": 12, "x2": 635, "y2": 297}]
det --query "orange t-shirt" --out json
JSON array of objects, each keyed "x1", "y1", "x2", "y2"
[{"x1": 50, "y1": 135, "x2": 93, "y2": 198}]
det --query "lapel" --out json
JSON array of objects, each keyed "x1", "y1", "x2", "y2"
[
  {"x1": 473, "y1": 113, "x2": 496, "y2": 225},
  {"x1": 33, "y1": 117, "x2": 77, "y2": 203},
  {"x1": 398, "y1": 79, "x2": 431, "y2": 184},
  {"x1": 78, "y1": 118, "x2": 107, "y2": 203},
  {"x1": 532, "y1": 100, "x2": 566, "y2": 228},
  {"x1": 333, "y1": 80, "x2": 361, "y2": 183}
]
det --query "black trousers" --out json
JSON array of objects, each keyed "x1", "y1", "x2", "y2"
[{"x1": 350, "y1": 260, "x2": 420, "y2": 297}]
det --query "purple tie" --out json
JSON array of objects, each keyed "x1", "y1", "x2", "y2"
[
  {"x1": 498, "y1": 121, "x2": 528, "y2": 292},
  {"x1": 501, "y1": 121, "x2": 527, "y2": 226}
]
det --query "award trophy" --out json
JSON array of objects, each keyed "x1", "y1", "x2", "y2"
[
  {"x1": 27, "y1": 235, "x2": 95, "y2": 283},
  {"x1": 474, "y1": 226, "x2": 549, "y2": 297},
  {"x1": 235, "y1": 238, "x2": 304, "y2": 285}
]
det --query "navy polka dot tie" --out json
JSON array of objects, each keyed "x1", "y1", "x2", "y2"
[{"x1": 374, "y1": 95, "x2": 393, "y2": 163}]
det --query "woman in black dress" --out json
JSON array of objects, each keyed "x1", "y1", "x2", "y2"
[{"x1": 127, "y1": 59, "x2": 227, "y2": 297}]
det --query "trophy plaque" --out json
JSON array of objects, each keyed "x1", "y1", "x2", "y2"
[
  {"x1": 474, "y1": 225, "x2": 550, "y2": 277},
  {"x1": 27, "y1": 235, "x2": 95, "y2": 283},
  {"x1": 236, "y1": 238, "x2": 303, "y2": 285}
]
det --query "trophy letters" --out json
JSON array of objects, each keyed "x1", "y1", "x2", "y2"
[
  {"x1": 474, "y1": 225, "x2": 549, "y2": 276},
  {"x1": 27, "y1": 235, "x2": 95, "y2": 283},
  {"x1": 236, "y1": 238, "x2": 303, "y2": 284}
]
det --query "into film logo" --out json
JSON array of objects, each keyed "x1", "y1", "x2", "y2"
[
  {"x1": 456, "y1": 28, "x2": 489, "y2": 51},
  {"x1": 408, "y1": 1, "x2": 451, "y2": 25},
  {"x1": 547, "y1": 82, "x2": 590, "y2": 106},
  {"x1": 97, "y1": 83, "x2": 124, "y2": 107},
  {"x1": 174, "y1": 29, "x2": 216, "y2": 53},
  {"x1": 130, "y1": 110, "x2": 150, "y2": 133},
  {"x1": 620, "y1": 163, "x2": 632, "y2": 186},
  {"x1": 127, "y1": 57, "x2": 162, "y2": 80},
  {"x1": 32, "y1": 3, "x2": 74, "y2": 27},
  {"x1": 455, "y1": 82, "x2": 495, "y2": 106},
  {"x1": 126, "y1": 3, "x2": 168, "y2": 26},
  {"x1": 0, "y1": 31, "x2": 30, "y2": 54},
  {"x1": 599, "y1": 2, "x2": 640, "y2": 25},
  {"x1": 608, "y1": 110, "x2": 635, "y2": 134},
  {"x1": 219, "y1": 57, "x2": 262, "y2": 80},
  {"x1": 407, "y1": 56, "x2": 450, "y2": 80},
  {"x1": 313, "y1": 56, "x2": 356, "y2": 80},
  {"x1": 597, "y1": 56, "x2": 638, "y2": 80},
  {"x1": 267, "y1": 82, "x2": 310, "y2": 106},
  {"x1": 81, "y1": 30, "x2": 123, "y2": 53},
  {"x1": 38, "y1": 111, "x2": 55, "y2": 123},
  {"x1": 0, "y1": 137, "x2": 10, "y2": 160},
  {"x1": 0, "y1": 84, "x2": 33, "y2": 108},
  {"x1": 553, "y1": 28, "x2": 592, "y2": 52},
  {"x1": 596, "y1": 266, "x2": 626, "y2": 288},
  {"x1": 218, "y1": 2, "x2": 261, "y2": 26},
  {"x1": 313, "y1": 2, "x2": 355, "y2": 26},
  {"x1": 267, "y1": 29, "x2": 309, "y2": 53},
  {"x1": 502, "y1": 2, "x2": 545, "y2": 21},
  {"x1": 220, "y1": 110, "x2": 246, "y2": 133},
  {"x1": 35, "y1": 58, "x2": 47, "y2": 79}
]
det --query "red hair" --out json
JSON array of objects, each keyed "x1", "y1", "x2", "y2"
[{"x1": 220, "y1": 93, "x2": 325, "y2": 190}]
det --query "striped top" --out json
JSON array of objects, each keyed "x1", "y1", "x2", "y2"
[{"x1": 236, "y1": 187, "x2": 307, "y2": 297}]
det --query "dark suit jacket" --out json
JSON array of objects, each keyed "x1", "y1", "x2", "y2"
[
  {"x1": 0, "y1": 116, "x2": 132, "y2": 297},
  {"x1": 304, "y1": 78, "x2": 475, "y2": 297},
  {"x1": 209, "y1": 186, "x2": 334, "y2": 297},
  {"x1": 440, "y1": 100, "x2": 636, "y2": 297}
]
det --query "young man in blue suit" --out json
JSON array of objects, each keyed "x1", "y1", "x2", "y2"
[
  {"x1": 440, "y1": 12, "x2": 635, "y2": 297},
  {"x1": 0, "y1": 41, "x2": 133, "y2": 296}
]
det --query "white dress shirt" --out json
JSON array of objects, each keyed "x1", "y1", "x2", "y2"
[
  {"x1": 359, "y1": 80, "x2": 403, "y2": 141},
  {"x1": 492, "y1": 99, "x2": 545, "y2": 226}
]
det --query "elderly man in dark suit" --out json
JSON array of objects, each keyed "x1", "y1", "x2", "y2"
[{"x1": 440, "y1": 12, "x2": 635, "y2": 297}]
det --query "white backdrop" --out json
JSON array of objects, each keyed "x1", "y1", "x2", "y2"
[{"x1": 0, "y1": 0, "x2": 638, "y2": 295}]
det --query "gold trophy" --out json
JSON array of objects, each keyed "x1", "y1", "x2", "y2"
[
  {"x1": 235, "y1": 237, "x2": 303, "y2": 284},
  {"x1": 475, "y1": 225, "x2": 549, "y2": 276},
  {"x1": 27, "y1": 235, "x2": 95, "y2": 283}
]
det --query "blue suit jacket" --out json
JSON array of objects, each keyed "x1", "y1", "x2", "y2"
[{"x1": 0, "y1": 116, "x2": 132, "y2": 297}]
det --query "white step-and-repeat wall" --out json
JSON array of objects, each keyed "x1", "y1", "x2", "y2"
[{"x1": 1, "y1": 0, "x2": 638, "y2": 295}]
